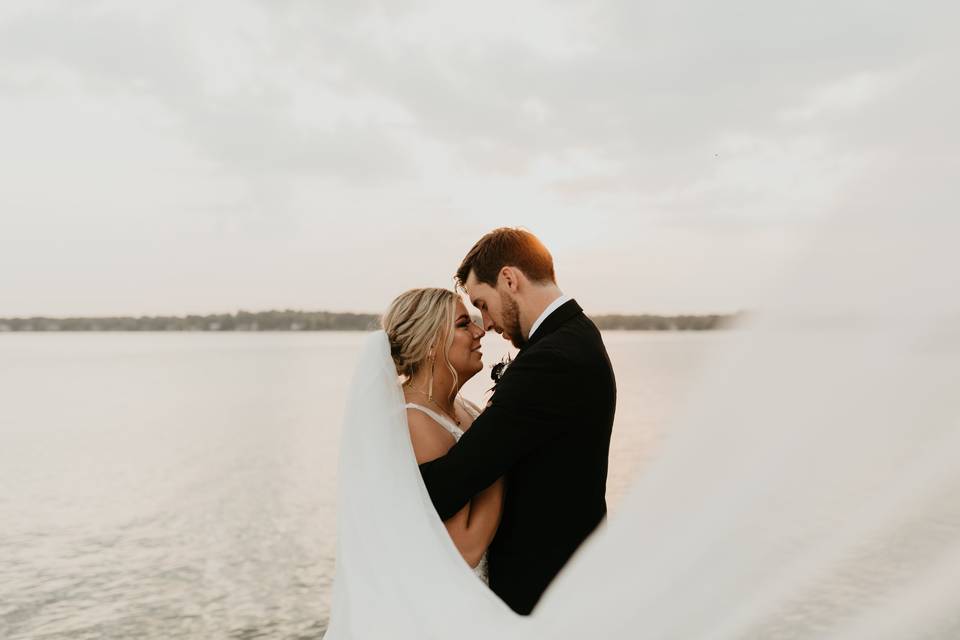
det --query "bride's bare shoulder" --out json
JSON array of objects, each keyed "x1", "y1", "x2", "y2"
[{"x1": 405, "y1": 408, "x2": 455, "y2": 464}]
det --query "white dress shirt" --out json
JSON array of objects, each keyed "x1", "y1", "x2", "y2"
[{"x1": 527, "y1": 293, "x2": 572, "y2": 340}]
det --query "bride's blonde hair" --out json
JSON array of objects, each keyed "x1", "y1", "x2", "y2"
[{"x1": 382, "y1": 288, "x2": 459, "y2": 401}]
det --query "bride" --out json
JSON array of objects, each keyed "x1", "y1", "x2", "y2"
[
  {"x1": 383, "y1": 287, "x2": 504, "y2": 581},
  {"x1": 324, "y1": 289, "x2": 519, "y2": 639}
]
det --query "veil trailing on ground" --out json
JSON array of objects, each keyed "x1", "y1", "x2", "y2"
[{"x1": 326, "y1": 167, "x2": 958, "y2": 638}]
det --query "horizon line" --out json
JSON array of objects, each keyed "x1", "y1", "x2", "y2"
[{"x1": 0, "y1": 308, "x2": 740, "y2": 321}]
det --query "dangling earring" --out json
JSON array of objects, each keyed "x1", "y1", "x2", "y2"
[{"x1": 428, "y1": 352, "x2": 435, "y2": 402}]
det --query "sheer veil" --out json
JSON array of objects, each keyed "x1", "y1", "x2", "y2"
[
  {"x1": 518, "y1": 201, "x2": 960, "y2": 639},
  {"x1": 323, "y1": 331, "x2": 522, "y2": 640}
]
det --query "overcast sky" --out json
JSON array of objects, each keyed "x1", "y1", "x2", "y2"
[{"x1": 0, "y1": 0, "x2": 954, "y2": 316}]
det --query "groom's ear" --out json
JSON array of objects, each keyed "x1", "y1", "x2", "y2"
[{"x1": 499, "y1": 266, "x2": 523, "y2": 293}]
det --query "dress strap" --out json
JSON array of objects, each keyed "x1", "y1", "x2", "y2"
[{"x1": 404, "y1": 403, "x2": 464, "y2": 439}]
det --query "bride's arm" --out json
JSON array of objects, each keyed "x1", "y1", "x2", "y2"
[
  {"x1": 408, "y1": 409, "x2": 504, "y2": 568},
  {"x1": 443, "y1": 477, "x2": 504, "y2": 567}
]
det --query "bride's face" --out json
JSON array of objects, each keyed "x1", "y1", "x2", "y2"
[{"x1": 445, "y1": 299, "x2": 485, "y2": 381}]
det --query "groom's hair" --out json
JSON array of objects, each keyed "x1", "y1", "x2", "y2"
[{"x1": 456, "y1": 227, "x2": 556, "y2": 288}]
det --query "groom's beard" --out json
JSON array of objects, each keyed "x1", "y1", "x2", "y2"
[{"x1": 500, "y1": 291, "x2": 526, "y2": 350}]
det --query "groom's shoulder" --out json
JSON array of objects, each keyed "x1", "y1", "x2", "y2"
[
  {"x1": 523, "y1": 318, "x2": 604, "y2": 370},
  {"x1": 539, "y1": 310, "x2": 604, "y2": 351}
]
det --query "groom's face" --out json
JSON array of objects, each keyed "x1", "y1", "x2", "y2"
[{"x1": 464, "y1": 271, "x2": 525, "y2": 349}]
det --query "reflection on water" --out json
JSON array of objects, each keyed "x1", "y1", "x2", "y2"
[{"x1": 0, "y1": 331, "x2": 718, "y2": 639}]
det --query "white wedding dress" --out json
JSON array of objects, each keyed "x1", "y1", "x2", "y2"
[{"x1": 325, "y1": 169, "x2": 959, "y2": 637}]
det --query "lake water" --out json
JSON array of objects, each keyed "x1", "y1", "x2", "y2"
[{"x1": 0, "y1": 331, "x2": 721, "y2": 639}]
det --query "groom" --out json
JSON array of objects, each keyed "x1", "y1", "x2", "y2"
[{"x1": 419, "y1": 227, "x2": 617, "y2": 615}]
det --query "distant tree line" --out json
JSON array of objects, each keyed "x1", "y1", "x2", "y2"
[
  {"x1": 0, "y1": 310, "x2": 380, "y2": 332},
  {"x1": 0, "y1": 310, "x2": 735, "y2": 332},
  {"x1": 590, "y1": 313, "x2": 733, "y2": 331}
]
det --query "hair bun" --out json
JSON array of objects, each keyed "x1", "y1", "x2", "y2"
[
  {"x1": 382, "y1": 287, "x2": 456, "y2": 379},
  {"x1": 387, "y1": 335, "x2": 405, "y2": 371}
]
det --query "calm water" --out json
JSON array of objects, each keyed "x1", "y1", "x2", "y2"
[{"x1": 0, "y1": 331, "x2": 720, "y2": 639}]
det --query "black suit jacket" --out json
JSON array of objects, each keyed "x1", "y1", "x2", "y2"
[{"x1": 418, "y1": 299, "x2": 617, "y2": 615}]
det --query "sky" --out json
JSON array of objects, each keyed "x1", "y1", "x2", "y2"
[{"x1": 0, "y1": 0, "x2": 955, "y2": 316}]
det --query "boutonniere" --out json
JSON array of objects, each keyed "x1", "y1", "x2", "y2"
[
  {"x1": 486, "y1": 353, "x2": 515, "y2": 407},
  {"x1": 490, "y1": 353, "x2": 513, "y2": 385}
]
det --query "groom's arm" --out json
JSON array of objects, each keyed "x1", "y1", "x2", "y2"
[{"x1": 418, "y1": 346, "x2": 579, "y2": 520}]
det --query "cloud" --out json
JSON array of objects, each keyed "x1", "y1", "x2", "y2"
[
  {"x1": 0, "y1": 1, "x2": 412, "y2": 183},
  {"x1": 780, "y1": 70, "x2": 902, "y2": 122},
  {"x1": 0, "y1": 0, "x2": 956, "y2": 315}
]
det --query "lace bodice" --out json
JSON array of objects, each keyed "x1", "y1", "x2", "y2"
[{"x1": 405, "y1": 397, "x2": 489, "y2": 584}]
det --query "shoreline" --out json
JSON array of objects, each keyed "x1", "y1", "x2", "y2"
[{"x1": 0, "y1": 311, "x2": 736, "y2": 333}]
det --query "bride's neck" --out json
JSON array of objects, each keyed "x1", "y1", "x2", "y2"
[{"x1": 404, "y1": 367, "x2": 459, "y2": 411}]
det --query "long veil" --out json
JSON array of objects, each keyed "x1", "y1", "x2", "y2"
[
  {"x1": 521, "y1": 202, "x2": 960, "y2": 638},
  {"x1": 326, "y1": 129, "x2": 958, "y2": 640},
  {"x1": 324, "y1": 331, "x2": 524, "y2": 639}
]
